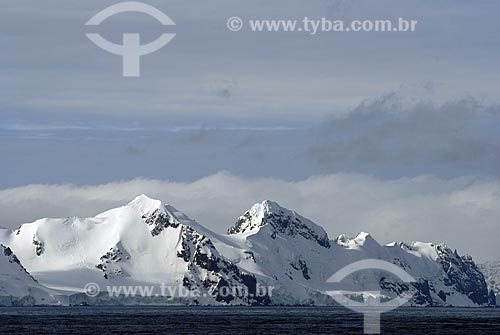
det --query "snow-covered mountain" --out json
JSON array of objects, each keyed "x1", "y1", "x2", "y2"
[
  {"x1": 0, "y1": 195, "x2": 492, "y2": 306},
  {"x1": 479, "y1": 259, "x2": 500, "y2": 306},
  {"x1": 0, "y1": 244, "x2": 58, "y2": 306},
  {"x1": 0, "y1": 195, "x2": 266, "y2": 305},
  {"x1": 223, "y1": 200, "x2": 490, "y2": 307}
]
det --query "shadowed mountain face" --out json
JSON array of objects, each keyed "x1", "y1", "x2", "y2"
[
  {"x1": 479, "y1": 259, "x2": 500, "y2": 306},
  {"x1": 0, "y1": 195, "x2": 492, "y2": 306},
  {"x1": 0, "y1": 244, "x2": 57, "y2": 306}
]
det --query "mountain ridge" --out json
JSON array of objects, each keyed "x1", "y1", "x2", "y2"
[{"x1": 0, "y1": 195, "x2": 494, "y2": 307}]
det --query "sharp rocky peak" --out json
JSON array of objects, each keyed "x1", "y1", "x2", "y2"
[
  {"x1": 227, "y1": 200, "x2": 331, "y2": 248},
  {"x1": 128, "y1": 194, "x2": 193, "y2": 236}
]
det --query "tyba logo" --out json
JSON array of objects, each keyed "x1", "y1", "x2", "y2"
[{"x1": 85, "y1": 1, "x2": 176, "y2": 77}]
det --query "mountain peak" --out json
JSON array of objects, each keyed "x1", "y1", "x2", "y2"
[
  {"x1": 334, "y1": 232, "x2": 380, "y2": 249},
  {"x1": 260, "y1": 199, "x2": 285, "y2": 212},
  {"x1": 227, "y1": 200, "x2": 292, "y2": 234},
  {"x1": 128, "y1": 194, "x2": 164, "y2": 214},
  {"x1": 227, "y1": 200, "x2": 331, "y2": 248},
  {"x1": 353, "y1": 232, "x2": 379, "y2": 246},
  {"x1": 127, "y1": 194, "x2": 179, "y2": 236}
]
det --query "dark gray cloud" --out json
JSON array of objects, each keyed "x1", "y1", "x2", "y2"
[
  {"x1": 125, "y1": 144, "x2": 147, "y2": 155},
  {"x1": 213, "y1": 80, "x2": 237, "y2": 99},
  {"x1": 306, "y1": 91, "x2": 500, "y2": 178},
  {"x1": 2, "y1": 91, "x2": 500, "y2": 187}
]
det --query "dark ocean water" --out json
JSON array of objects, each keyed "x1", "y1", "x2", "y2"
[{"x1": 0, "y1": 306, "x2": 499, "y2": 334}]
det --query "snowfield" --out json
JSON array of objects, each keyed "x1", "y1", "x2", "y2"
[{"x1": 0, "y1": 195, "x2": 496, "y2": 306}]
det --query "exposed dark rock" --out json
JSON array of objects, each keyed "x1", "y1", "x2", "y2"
[
  {"x1": 290, "y1": 259, "x2": 310, "y2": 280},
  {"x1": 436, "y1": 245, "x2": 489, "y2": 305},
  {"x1": 243, "y1": 250, "x2": 256, "y2": 263},
  {"x1": 142, "y1": 208, "x2": 179, "y2": 236},
  {"x1": 1, "y1": 244, "x2": 38, "y2": 283},
  {"x1": 228, "y1": 212, "x2": 252, "y2": 235},
  {"x1": 32, "y1": 235, "x2": 44, "y2": 256},
  {"x1": 177, "y1": 225, "x2": 270, "y2": 305},
  {"x1": 228, "y1": 202, "x2": 331, "y2": 248},
  {"x1": 95, "y1": 245, "x2": 129, "y2": 279}
]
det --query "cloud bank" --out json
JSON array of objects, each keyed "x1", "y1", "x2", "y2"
[
  {"x1": 3, "y1": 90, "x2": 500, "y2": 187},
  {"x1": 1, "y1": 172, "x2": 498, "y2": 262},
  {"x1": 306, "y1": 91, "x2": 500, "y2": 178}
]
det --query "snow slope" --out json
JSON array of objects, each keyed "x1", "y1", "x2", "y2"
[
  {"x1": 0, "y1": 244, "x2": 58, "y2": 306},
  {"x1": 479, "y1": 259, "x2": 500, "y2": 306},
  {"x1": 0, "y1": 196, "x2": 491, "y2": 306}
]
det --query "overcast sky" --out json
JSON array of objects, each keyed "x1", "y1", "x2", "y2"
[{"x1": 1, "y1": 1, "x2": 499, "y2": 261}]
